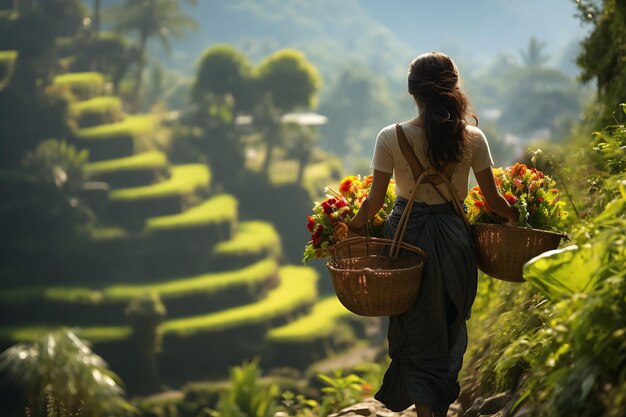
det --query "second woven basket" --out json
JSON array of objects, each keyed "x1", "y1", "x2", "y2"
[{"x1": 472, "y1": 223, "x2": 564, "y2": 282}]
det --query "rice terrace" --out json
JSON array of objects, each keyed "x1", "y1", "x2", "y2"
[{"x1": 0, "y1": 1, "x2": 624, "y2": 417}]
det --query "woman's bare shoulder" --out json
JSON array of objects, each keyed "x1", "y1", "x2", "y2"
[{"x1": 465, "y1": 123, "x2": 486, "y2": 138}]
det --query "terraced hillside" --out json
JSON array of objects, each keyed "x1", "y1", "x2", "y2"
[{"x1": 0, "y1": 68, "x2": 362, "y2": 388}]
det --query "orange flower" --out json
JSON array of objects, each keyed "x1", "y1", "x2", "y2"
[
  {"x1": 503, "y1": 191, "x2": 517, "y2": 204},
  {"x1": 332, "y1": 222, "x2": 348, "y2": 242},
  {"x1": 339, "y1": 176, "x2": 359, "y2": 195}
]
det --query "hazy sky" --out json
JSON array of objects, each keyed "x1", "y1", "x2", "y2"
[{"x1": 360, "y1": 0, "x2": 590, "y2": 67}]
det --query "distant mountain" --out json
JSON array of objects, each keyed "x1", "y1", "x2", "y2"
[{"x1": 96, "y1": 0, "x2": 588, "y2": 89}]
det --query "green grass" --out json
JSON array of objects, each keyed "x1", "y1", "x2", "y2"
[
  {"x1": 267, "y1": 295, "x2": 350, "y2": 342},
  {"x1": 103, "y1": 258, "x2": 278, "y2": 301},
  {"x1": 76, "y1": 114, "x2": 154, "y2": 141},
  {"x1": 72, "y1": 96, "x2": 122, "y2": 116},
  {"x1": 214, "y1": 221, "x2": 281, "y2": 257},
  {"x1": 53, "y1": 72, "x2": 104, "y2": 89},
  {"x1": 0, "y1": 258, "x2": 279, "y2": 304},
  {"x1": 0, "y1": 325, "x2": 131, "y2": 344},
  {"x1": 109, "y1": 164, "x2": 210, "y2": 201},
  {"x1": 146, "y1": 194, "x2": 236, "y2": 231},
  {"x1": 85, "y1": 151, "x2": 168, "y2": 176},
  {"x1": 161, "y1": 266, "x2": 318, "y2": 336},
  {"x1": 0, "y1": 265, "x2": 317, "y2": 344},
  {"x1": 0, "y1": 50, "x2": 18, "y2": 64}
]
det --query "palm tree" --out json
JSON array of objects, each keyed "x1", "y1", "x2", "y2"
[
  {"x1": 520, "y1": 37, "x2": 549, "y2": 68},
  {"x1": 109, "y1": 0, "x2": 197, "y2": 111},
  {"x1": 0, "y1": 328, "x2": 132, "y2": 417},
  {"x1": 93, "y1": 0, "x2": 101, "y2": 39}
]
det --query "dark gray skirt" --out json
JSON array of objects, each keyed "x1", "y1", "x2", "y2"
[{"x1": 374, "y1": 197, "x2": 477, "y2": 416}]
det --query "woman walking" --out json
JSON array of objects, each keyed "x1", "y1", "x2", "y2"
[{"x1": 347, "y1": 52, "x2": 518, "y2": 417}]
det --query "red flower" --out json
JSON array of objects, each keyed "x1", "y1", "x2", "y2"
[
  {"x1": 537, "y1": 196, "x2": 545, "y2": 203},
  {"x1": 306, "y1": 215, "x2": 315, "y2": 232},
  {"x1": 335, "y1": 197, "x2": 348, "y2": 208},
  {"x1": 321, "y1": 198, "x2": 336, "y2": 214},
  {"x1": 474, "y1": 201, "x2": 485, "y2": 208},
  {"x1": 311, "y1": 225, "x2": 324, "y2": 246}
]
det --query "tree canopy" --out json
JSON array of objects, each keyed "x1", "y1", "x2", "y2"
[
  {"x1": 191, "y1": 44, "x2": 253, "y2": 110},
  {"x1": 575, "y1": 0, "x2": 626, "y2": 120},
  {"x1": 256, "y1": 49, "x2": 321, "y2": 112}
]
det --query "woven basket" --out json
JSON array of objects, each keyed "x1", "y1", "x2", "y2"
[
  {"x1": 327, "y1": 237, "x2": 426, "y2": 316},
  {"x1": 472, "y1": 223, "x2": 564, "y2": 282}
]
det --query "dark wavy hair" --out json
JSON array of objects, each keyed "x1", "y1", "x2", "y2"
[{"x1": 408, "y1": 51, "x2": 477, "y2": 171}]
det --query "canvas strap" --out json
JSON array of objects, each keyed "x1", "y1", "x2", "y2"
[{"x1": 395, "y1": 123, "x2": 470, "y2": 228}]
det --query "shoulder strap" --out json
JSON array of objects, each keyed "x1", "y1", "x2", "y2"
[
  {"x1": 395, "y1": 123, "x2": 456, "y2": 200},
  {"x1": 395, "y1": 123, "x2": 470, "y2": 229}
]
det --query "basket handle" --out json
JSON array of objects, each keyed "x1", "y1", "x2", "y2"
[{"x1": 389, "y1": 170, "x2": 430, "y2": 258}]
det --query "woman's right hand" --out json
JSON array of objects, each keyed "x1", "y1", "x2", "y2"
[
  {"x1": 503, "y1": 206, "x2": 519, "y2": 227},
  {"x1": 475, "y1": 167, "x2": 520, "y2": 227}
]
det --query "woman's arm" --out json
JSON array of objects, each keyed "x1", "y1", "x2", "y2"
[
  {"x1": 347, "y1": 170, "x2": 393, "y2": 234},
  {"x1": 474, "y1": 167, "x2": 519, "y2": 226}
]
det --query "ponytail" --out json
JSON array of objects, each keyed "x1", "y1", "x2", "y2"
[{"x1": 408, "y1": 52, "x2": 476, "y2": 171}]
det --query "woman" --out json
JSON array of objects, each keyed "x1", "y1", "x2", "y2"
[{"x1": 346, "y1": 52, "x2": 518, "y2": 417}]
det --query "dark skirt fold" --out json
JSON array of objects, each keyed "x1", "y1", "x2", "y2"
[{"x1": 374, "y1": 198, "x2": 477, "y2": 416}]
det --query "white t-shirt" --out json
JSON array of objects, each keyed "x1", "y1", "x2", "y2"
[{"x1": 370, "y1": 123, "x2": 494, "y2": 204}]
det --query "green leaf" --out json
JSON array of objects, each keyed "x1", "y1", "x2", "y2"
[{"x1": 523, "y1": 242, "x2": 608, "y2": 299}]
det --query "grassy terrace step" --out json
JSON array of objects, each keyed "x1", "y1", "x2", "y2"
[
  {"x1": 76, "y1": 115, "x2": 154, "y2": 142},
  {"x1": 107, "y1": 164, "x2": 211, "y2": 229},
  {"x1": 84, "y1": 151, "x2": 168, "y2": 188},
  {"x1": 0, "y1": 326, "x2": 131, "y2": 345},
  {"x1": 53, "y1": 72, "x2": 105, "y2": 100},
  {"x1": 146, "y1": 194, "x2": 236, "y2": 232},
  {"x1": 267, "y1": 295, "x2": 351, "y2": 342},
  {"x1": 85, "y1": 151, "x2": 168, "y2": 177},
  {"x1": 0, "y1": 50, "x2": 18, "y2": 64},
  {"x1": 161, "y1": 265, "x2": 318, "y2": 336},
  {"x1": 110, "y1": 164, "x2": 210, "y2": 202},
  {"x1": 71, "y1": 96, "x2": 124, "y2": 128},
  {"x1": 0, "y1": 50, "x2": 17, "y2": 84},
  {"x1": 0, "y1": 258, "x2": 278, "y2": 305},
  {"x1": 75, "y1": 114, "x2": 155, "y2": 161},
  {"x1": 0, "y1": 265, "x2": 316, "y2": 344},
  {"x1": 212, "y1": 221, "x2": 281, "y2": 269}
]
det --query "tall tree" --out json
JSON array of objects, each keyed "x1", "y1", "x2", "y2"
[
  {"x1": 574, "y1": 0, "x2": 626, "y2": 122},
  {"x1": 191, "y1": 44, "x2": 254, "y2": 112},
  {"x1": 109, "y1": 0, "x2": 197, "y2": 111},
  {"x1": 255, "y1": 49, "x2": 321, "y2": 173},
  {"x1": 0, "y1": 329, "x2": 132, "y2": 417},
  {"x1": 125, "y1": 293, "x2": 166, "y2": 395},
  {"x1": 93, "y1": 0, "x2": 101, "y2": 39}
]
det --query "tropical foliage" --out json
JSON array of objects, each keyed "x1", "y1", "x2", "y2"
[
  {"x1": 463, "y1": 106, "x2": 626, "y2": 417},
  {"x1": 0, "y1": 329, "x2": 132, "y2": 417}
]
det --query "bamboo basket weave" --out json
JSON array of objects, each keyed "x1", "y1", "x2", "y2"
[
  {"x1": 472, "y1": 223, "x2": 564, "y2": 282},
  {"x1": 327, "y1": 238, "x2": 426, "y2": 316},
  {"x1": 326, "y1": 168, "x2": 432, "y2": 317}
]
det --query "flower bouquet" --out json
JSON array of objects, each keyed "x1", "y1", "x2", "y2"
[
  {"x1": 465, "y1": 162, "x2": 568, "y2": 230},
  {"x1": 464, "y1": 163, "x2": 568, "y2": 282},
  {"x1": 302, "y1": 175, "x2": 396, "y2": 263}
]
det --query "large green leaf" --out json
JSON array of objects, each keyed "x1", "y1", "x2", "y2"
[{"x1": 523, "y1": 242, "x2": 609, "y2": 299}]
